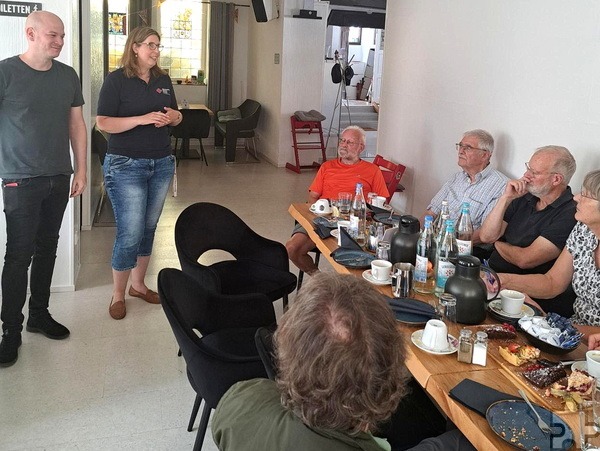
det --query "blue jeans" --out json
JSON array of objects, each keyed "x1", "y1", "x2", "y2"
[
  {"x1": 1, "y1": 175, "x2": 70, "y2": 333},
  {"x1": 103, "y1": 154, "x2": 175, "y2": 271}
]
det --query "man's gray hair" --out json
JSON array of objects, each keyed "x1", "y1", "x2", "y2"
[
  {"x1": 534, "y1": 145, "x2": 577, "y2": 185},
  {"x1": 342, "y1": 125, "x2": 366, "y2": 146},
  {"x1": 463, "y1": 129, "x2": 495, "y2": 153}
]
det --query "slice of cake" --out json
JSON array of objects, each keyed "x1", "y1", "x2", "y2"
[
  {"x1": 499, "y1": 343, "x2": 540, "y2": 366},
  {"x1": 522, "y1": 365, "x2": 567, "y2": 388},
  {"x1": 483, "y1": 323, "x2": 517, "y2": 339}
]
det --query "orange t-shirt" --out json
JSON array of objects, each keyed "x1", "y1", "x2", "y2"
[{"x1": 309, "y1": 159, "x2": 390, "y2": 199}]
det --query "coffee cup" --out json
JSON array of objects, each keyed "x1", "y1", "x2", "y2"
[
  {"x1": 587, "y1": 351, "x2": 600, "y2": 379},
  {"x1": 310, "y1": 199, "x2": 332, "y2": 215},
  {"x1": 337, "y1": 220, "x2": 351, "y2": 246},
  {"x1": 371, "y1": 259, "x2": 392, "y2": 281},
  {"x1": 373, "y1": 195, "x2": 386, "y2": 208},
  {"x1": 421, "y1": 319, "x2": 449, "y2": 351},
  {"x1": 500, "y1": 289, "x2": 525, "y2": 315}
]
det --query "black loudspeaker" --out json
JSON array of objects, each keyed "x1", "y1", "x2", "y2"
[{"x1": 252, "y1": 0, "x2": 272, "y2": 22}]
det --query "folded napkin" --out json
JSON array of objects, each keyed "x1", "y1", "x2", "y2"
[
  {"x1": 386, "y1": 297, "x2": 438, "y2": 319},
  {"x1": 448, "y1": 379, "x2": 519, "y2": 417},
  {"x1": 331, "y1": 226, "x2": 362, "y2": 252},
  {"x1": 313, "y1": 216, "x2": 338, "y2": 229},
  {"x1": 314, "y1": 223, "x2": 331, "y2": 239}
]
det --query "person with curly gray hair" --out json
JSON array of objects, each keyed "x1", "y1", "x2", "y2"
[{"x1": 212, "y1": 273, "x2": 474, "y2": 450}]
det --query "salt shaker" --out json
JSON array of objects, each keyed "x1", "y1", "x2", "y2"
[
  {"x1": 457, "y1": 329, "x2": 473, "y2": 363},
  {"x1": 471, "y1": 331, "x2": 488, "y2": 366}
]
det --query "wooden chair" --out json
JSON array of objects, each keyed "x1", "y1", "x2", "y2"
[{"x1": 373, "y1": 154, "x2": 406, "y2": 203}]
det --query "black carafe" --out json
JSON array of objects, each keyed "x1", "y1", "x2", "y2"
[
  {"x1": 444, "y1": 255, "x2": 493, "y2": 324},
  {"x1": 390, "y1": 215, "x2": 420, "y2": 265}
]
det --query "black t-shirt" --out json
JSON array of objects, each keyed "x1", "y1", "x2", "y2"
[
  {"x1": 488, "y1": 188, "x2": 577, "y2": 316},
  {"x1": 97, "y1": 68, "x2": 177, "y2": 159}
]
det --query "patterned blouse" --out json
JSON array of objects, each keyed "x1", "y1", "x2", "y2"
[{"x1": 567, "y1": 222, "x2": 600, "y2": 325}]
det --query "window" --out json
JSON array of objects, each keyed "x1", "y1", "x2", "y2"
[
  {"x1": 348, "y1": 27, "x2": 361, "y2": 45},
  {"x1": 159, "y1": 0, "x2": 208, "y2": 81},
  {"x1": 106, "y1": 0, "x2": 208, "y2": 82}
]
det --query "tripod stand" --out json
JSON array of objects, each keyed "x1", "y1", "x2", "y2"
[{"x1": 325, "y1": 54, "x2": 353, "y2": 149}]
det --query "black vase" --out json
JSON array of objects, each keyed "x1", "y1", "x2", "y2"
[
  {"x1": 444, "y1": 255, "x2": 487, "y2": 324},
  {"x1": 390, "y1": 215, "x2": 420, "y2": 265}
]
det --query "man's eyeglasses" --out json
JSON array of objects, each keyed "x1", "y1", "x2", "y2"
[
  {"x1": 524, "y1": 162, "x2": 558, "y2": 177},
  {"x1": 580, "y1": 186, "x2": 598, "y2": 201},
  {"x1": 339, "y1": 138, "x2": 359, "y2": 146},
  {"x1": 138, "y1": 42, "x2": 164, "y2": 51},
  {"x1": 455, "y1": 143, "x2": 487, "y2": 153}
]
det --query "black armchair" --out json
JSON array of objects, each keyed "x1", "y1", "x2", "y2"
[
  {"x1": 175, "y1": 202, "x2": 297, "y2": 309},
  {"x1": 158, "y1": 268, "x2": 274, "y2": 451},
  {"x1": 214, "y1": 99, "x2": 261, "y2": 162},
  {"x1": 172, "y1": 109, "x2": 211, "y2": 166}
]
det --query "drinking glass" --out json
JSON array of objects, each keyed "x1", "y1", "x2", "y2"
[
  {"x1": 439, "y1": 293, "x2": 457, "y2": 336},
  {"x1": 579, "y1": 384, "x2": 600, "y2": 450},
  {"x1": 338, "y1": 192, "x2": 352, "y2": 219}
]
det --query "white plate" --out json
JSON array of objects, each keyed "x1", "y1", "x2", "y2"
[
  {"x1": 488, "y1": 299, "x2": 534, "y2": 319},
  {"x1": 330, "y1": 229, "x2": 340, "y2": 239},
  {"x1": 572, "y1": 361, "x2": 588, "y2": 372},
  {"x1": 362, "y1": 269, "x2": 392, "y2": 285},
  {"x1": 411, "y1": 330, "x2": 459, "y2": 355}
]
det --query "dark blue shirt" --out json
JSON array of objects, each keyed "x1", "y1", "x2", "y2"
[
  {"x1": 97, "y1": 68, "x2": 177, "y2": 159},
  {"x1": 488, "y1": 187, "x2": 577, "y2": 316}
]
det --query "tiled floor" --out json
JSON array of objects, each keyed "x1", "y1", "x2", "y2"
[{"x1": 0, "y1": 147, "x2": 325, "y2": 450}]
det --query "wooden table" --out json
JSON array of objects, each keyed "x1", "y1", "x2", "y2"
[{"x1": 288, "y1": 202, "x2": 587, "y2": 450}]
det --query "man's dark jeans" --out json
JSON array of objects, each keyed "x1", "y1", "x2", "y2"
[{"x1": 1, "y1": 175, "x2": 70, "y2": 334}]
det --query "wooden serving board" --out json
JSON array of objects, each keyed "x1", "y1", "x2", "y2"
[{"x1": 473, "y1": 331, "x2": 586, "y2": 414}]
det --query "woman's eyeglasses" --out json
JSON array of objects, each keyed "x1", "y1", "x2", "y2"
[{"x1": 138, "y1": 42, "x2": 164, "y2": 51}]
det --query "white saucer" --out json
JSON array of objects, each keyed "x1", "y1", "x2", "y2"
[
  {"x1": 362, "y1": 269, "x2": 392, "y2": 286},
  {"x1": 572, "y1": 361, "x2": 588, "y2": 372},
  {"x1": 488, "y1": 299, "x2": 535, "y2": 319},
  {"x1": 330, "y1": 229, "x2": 340, "y2": 239},
  {"x1": 411, "y1": 330, "x2": 458, "y2": 355}
]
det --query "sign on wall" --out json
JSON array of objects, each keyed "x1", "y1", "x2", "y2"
[{"x1": 0, "y1": 1, "x2": 42, "y2": 17}]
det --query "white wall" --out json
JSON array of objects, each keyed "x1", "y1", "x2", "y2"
[
  {"x1": 379, "y1": 0, "x2": 600, "y2": 216},
  {"x1": 0, "y1": 1, "x2": 81, "y2": 291}
]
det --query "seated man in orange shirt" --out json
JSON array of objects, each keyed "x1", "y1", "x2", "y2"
[{"x1": 286, "y1": 125, "x2": 389, "y2": 275}]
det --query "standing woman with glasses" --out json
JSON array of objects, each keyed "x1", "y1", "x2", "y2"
[
  {"x1": 499, "y1": 170, "x2": 600, "y2": 340},
  {"x1": 96, "y1": 27, "x2": 181, "y2": 320}
]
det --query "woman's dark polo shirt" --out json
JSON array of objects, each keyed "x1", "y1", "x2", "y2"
[{"x1": 97, "y1": 68, "x2": 177, "y2": 159}]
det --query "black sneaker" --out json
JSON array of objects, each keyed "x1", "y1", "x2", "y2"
[
  {"x1": 26, "y1": 314, "x2": 70, "y2": 340},
  {"x1": 0, "y1": 331, "x2": 22, "y2": 367}
]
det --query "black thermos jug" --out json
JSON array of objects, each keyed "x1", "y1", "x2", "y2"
[{"x1": 390, "y1": 215, "x2": 420, "y2": 265}]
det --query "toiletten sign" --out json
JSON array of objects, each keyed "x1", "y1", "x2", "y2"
[{"x1": 0, "y1": 1, "x2": 42, "y2": 17}]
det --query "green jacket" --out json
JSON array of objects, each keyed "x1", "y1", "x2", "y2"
[{"x1": 212, "y1": 378, "x2": 388, "y2": 451}]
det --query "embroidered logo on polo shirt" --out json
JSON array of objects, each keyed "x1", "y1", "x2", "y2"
[{"x1": 156, "y1": 88, "x2": 171, "y2": 95}]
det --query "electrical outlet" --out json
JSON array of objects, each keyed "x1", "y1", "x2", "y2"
[{"x1": 274, "y1": 53, "x2": 280, "y2": 64}]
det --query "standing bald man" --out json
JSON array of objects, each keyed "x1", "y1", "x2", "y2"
[{"x1": 0, "y1": 11, "x2": 87, "y2": 367}]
